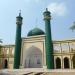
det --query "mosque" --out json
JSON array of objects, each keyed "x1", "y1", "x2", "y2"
[{"x1": 0, "y1": 8, "x2": 75, "y2": 70}]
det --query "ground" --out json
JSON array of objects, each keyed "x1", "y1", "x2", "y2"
[{"x1": 0, "y1": 68, "x2": 75, "y2": 75}]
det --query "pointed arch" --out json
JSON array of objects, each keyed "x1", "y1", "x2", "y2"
[
  {"x1": 4, "y1": 59, "x2": 8, "y2": 68},
  {"x1": 64, "y1": 57, "x2": 69, "y2": 69},
  {"x1": 56, "y1": 57, "x2": 61, "y2": 69},
  {"x1": 24, "y1": 46, "x2": 42, "y2": 68}
]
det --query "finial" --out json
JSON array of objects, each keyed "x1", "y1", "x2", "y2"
[
  {"x1": 46, "y1": 8, "x2": 48, "y2": 11},
  {"x1": 19, "y1": 10, "x2": 21, "y2": 16}
]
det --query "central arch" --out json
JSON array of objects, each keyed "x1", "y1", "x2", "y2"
[{"x1": 24, "y1": 46, "x2": 42, "y2": 68}]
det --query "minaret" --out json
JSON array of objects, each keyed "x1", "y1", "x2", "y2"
[
  {"x1": 43, "y1": 8, "x2": 54, "y2": 69},
  {"x1": 14, "y1": 11, "x2": 23, "y2": 69}
]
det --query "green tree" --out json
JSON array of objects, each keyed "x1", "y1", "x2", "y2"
[{"x1": 70, "y1": 22, "x2": 75, "y2": 31}]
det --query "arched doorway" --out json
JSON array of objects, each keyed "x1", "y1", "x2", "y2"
[
  {"x1": 4, "y1": 59, "x2": 8, "y2": 68},
  {"x1": 72, "y1": 54, "x2": 75, "y2": 68},
  {"x1": 24, "y1": 46, "x2": 42, "y2": 68},
  {"x1": 64, "y1": 57, "x2": 69, "y2": 69},
  {"x1": 56, "y1": 57, "x2": 61, "y2": 69}
]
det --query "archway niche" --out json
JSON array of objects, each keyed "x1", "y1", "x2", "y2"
[
  {"x1": 56, "y1": 57, "x2": 61, "y2": 69},
  {"x1": 24, "y1": 46, "x2": 42, "y2": 68},
  {"x1": 64, "y1": 57, "x2": 69, "y2": 69},
  {"x1": 72, "y1": 54, "x2": 75, "y2": 68},
  {"x1": 4, "y1": 59, "x2": 8, "y2": 68}
]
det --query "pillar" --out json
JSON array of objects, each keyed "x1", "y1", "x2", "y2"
[
  {"x1": 14, "y1": 11, "x2": 23, "y2": 69},
  {"x1": 43, "y1": 8, "x2": 54, "y2": 69}
]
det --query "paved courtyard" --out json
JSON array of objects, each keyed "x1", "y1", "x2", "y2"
[{"x1": 0, "y1": 68, "x2": 75, "y2": 75}]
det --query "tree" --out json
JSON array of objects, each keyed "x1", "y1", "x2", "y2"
[{"x1": 70, "y1": 22, "x2": 75, "y2": 31}]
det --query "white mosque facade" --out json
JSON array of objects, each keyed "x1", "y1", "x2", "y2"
[{"x1": 20, "y1": 33, "x2": 75, "y2": 69}]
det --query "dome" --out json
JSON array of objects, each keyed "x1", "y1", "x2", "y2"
[{"x1": 27, "y1": 28, "x2": 45, "y2": 36}]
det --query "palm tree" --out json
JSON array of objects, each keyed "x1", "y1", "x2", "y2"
[
  {"x1": 0, "y1": 39, "x2": 2, "y2": 43},
  {"x1": 70, "y1": 22, "x2": 75, "y2": 31}
]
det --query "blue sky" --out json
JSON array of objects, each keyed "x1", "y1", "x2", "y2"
[{"x1": 0, "y1": 0, "x2": 75, "y2": 44}]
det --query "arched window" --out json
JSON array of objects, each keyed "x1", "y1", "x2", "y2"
[
  {"x1": 64, "y1": 57, "x2": 69, "y2": 69},
  {"x1": 56, "y1": 57, "x2": 61, "y2": 69},
  {"x1": 4, "y1": 59, "x2": 8, "y2": 68}
]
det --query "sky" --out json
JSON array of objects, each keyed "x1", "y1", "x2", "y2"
[{"x1": 0, "y1": 0, "x2": 75, "y2": 44}]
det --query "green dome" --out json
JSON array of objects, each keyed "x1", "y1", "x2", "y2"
[{"x1": 27, "y1": 28, "x2": 45, "y2": 36}]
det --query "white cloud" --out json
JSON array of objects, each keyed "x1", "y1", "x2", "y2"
[{"x1": 47, "y1": 2, "x2": 67, "y2": 16}]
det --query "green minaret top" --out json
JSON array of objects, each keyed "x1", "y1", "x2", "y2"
[
  {"x1": 16, "y1": 10, "x2": 23, "y2": 25},
  {"x1": 43, "y1": 8, "x2": 51, "y2": 20}
]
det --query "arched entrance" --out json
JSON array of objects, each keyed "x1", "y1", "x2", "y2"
[
  {"x1": 4, "y1": 59, "x2": 8, "y2": 68},
  {"x1": 24, "y1": 46, "x2": 42, "y2": 68},
  {"x1": 64, "y1": 57, "x2": 69, "y2": 69},
  {"x1": 72, "y1": 54, "x2": 75, "y2": 68},
  {"x1": 56, "y1": 57, "x2": 61, "y2": 69}
]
